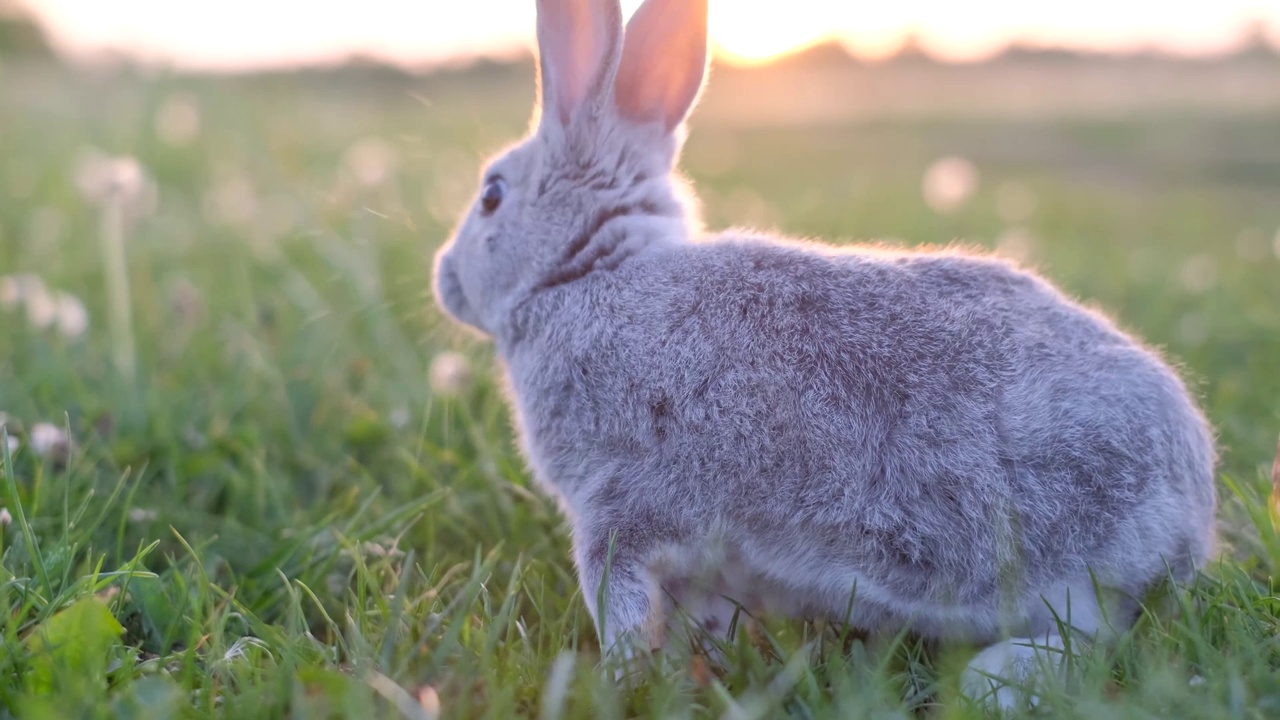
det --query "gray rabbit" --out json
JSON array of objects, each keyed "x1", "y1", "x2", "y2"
[{"x1": 432, "y1": 0, "x2": 1217, "y2": 708}]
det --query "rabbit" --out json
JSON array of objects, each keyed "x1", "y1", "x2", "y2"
[{"x1": 431, "y1": 0, "x2": 1217, "y2": 709}]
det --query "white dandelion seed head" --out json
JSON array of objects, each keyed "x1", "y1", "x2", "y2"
[
  {"x1": 23, "y1": 284, "x2": 58, "y2": 329},
  {"x1": 1234, "y1": 228, "x2": 1268, "y2": 262},
  {"x1": 922, "y1": 156, "x2": 978, "y2": 214},
  {"x1": 4, "y1": 436, "x2": 18, "y2": 456},
  {"x1": 74, "y1": 150, "x2": 158, "y2": 215},
  {"x1": 389, "y1": 407, "x2": 411, "y2": 430},
  {"x1": 106, "y1": 157, "x2": 146, "y2": 198},
  {"x1": 155, "y1": 93, "x2": 201, "y2": 147},
  {"x1": 219, "y1": 636, "x2": 272, "y2": 665},
  {"x1": 29, "y1": 422, "x2": 69, "y2": 458},
  {"x1": 0, "y1": 508, "x2": 11, "y2": 526},
  {"x1": 128, "y1": 508, "x2": 158, "y2": 523},
  {"x1": 53, "y1": 292, "x2": 89, "y2": 339},
  {"x1": 429, "y1": 351, "x2": 472, "y2": 397},
  {"x1": 344, "y1": 137, "x2": 397, "y2": 188},
  {"x1": 1, "y1": 273, "x2": 46, "y2": 311}
]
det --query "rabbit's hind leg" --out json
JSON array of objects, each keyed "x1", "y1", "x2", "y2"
[{"x1": 959, "y1": 580, "x2": 1118, "y2": 712}]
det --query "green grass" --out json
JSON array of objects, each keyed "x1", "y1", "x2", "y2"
[{"x1": 1, "y1": 60, "x2": 1279, "y2": 718}]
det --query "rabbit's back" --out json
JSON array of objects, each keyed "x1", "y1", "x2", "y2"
[{"x1": 505, "y1": 235, "x2": 1215, "y2": 631}]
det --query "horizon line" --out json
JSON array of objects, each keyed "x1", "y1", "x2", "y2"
[{"x1": 45, "y1": 30, "x2": 1280, "y2": 75}]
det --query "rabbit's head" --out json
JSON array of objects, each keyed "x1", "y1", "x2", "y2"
[{"x1": 433, "y1": 0, "x2": 709, "y2": 337}]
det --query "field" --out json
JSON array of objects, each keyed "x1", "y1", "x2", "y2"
[{"x1": 1, "y1": 55, "x2": 1279, "y2": 718}]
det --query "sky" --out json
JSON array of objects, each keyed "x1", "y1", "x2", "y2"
[{"x1": 24, "y1": 0, "x2": 1280, "y2": 70}]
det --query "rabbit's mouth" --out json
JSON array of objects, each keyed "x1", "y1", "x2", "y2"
[{"x1": 433, "y1": 254, "x2": 486, "y2": 334}]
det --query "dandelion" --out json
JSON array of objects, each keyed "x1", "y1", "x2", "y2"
[
  {"x1": 29, "y1": 422, "x2": 69, "y2": 459},
  {"x1": 429, "y1": 351, "x2": 472, "y2": 397},
  {"x1": 922, "y1": 156, "x2": 978, "y2": 214},
  {"x1": 0, "y1": 508, "x2": 11, "y2": 527},
  {"x1": 389, "y1": 407, "x2": 411, "y2": 430},
  {"x1": 74, "y1": 150, "x2": 155, "y2": 377},
  {"x1": 3, "y1": 278, "x2": 90, "y2": 339},
  {"x1": 127, "y1": 508, "x2": 158, "y2": 523},
  {"x1": 1235, "y1": 228, "x2": 1268, "y2": 261},
  {"x1": 23, "y1": 283, "x2": 57, "y2": 329},
  {"x1": 1, "y1": 273, "x2": 45, "y2": 311},
  {"x1": 994, "y1": 181, "x2": 1037, "y2": 224},
  {"x1": 53, "y1": 292, "x2": 89, "y2": 339},
  {"x1": 218, "y1": 637, "x2": 273, "y2": 665},
  {"x1": 154, "y1": 93, "x2": 201, "y2": 147},
  {"x1": 73, "y1": 151, "x2": 158, "y2": 216},
  {"x1": 343, "y1": 137, "x2": 397, "y2": 188}
]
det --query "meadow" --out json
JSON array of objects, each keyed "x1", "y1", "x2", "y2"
[{"x1": 1, "y1": 54, "x2": 1279, "y2": 718}]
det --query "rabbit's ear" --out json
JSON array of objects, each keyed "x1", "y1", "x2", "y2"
[
  {"x1": 613, "y1": 0, "x2": 709, "y2": 132},
  {"x1": 536, "y1": 0, "x2": 625, "y2": 127}
]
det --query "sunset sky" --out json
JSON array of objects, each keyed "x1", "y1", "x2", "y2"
[{"x1": 24, "y1": 0, "x2": 1280, "y2": 69}]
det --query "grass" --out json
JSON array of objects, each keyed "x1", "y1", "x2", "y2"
[{"x1": 0, "y1": 59, "x2": 1279, "y2": 718}]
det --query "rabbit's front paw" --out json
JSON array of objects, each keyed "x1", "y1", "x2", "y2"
[
  {"x1": 960, "y1": 634, "x2": 1070, "y2": 712},
  {"x1": 577, "y1": 530, "x2": 666, "y2": 683},
  {"x1": 599, "y1": 630, "x2": 655, "y2": 684},
  {"x1": 663, "y1": 588, "x2": 745, "y2": 667}
]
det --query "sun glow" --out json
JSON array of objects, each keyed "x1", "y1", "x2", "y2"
[
  {"x1": 24, "y1": 0, "x2": 1280, "y2": 71},
  {"x1": 708, "y1": 2, "x2": 839, "y2": 66}
]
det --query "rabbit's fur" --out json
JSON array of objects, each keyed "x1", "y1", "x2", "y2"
[{"x1": 432, "y1": 0, "x2": 1217, "y2": 708}]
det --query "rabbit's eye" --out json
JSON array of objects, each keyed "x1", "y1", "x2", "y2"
[{"x1": 480, "y1": 177, "x2": 506, "y2": 215}]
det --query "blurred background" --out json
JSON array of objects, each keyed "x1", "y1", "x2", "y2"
[
  {"x1": 0, "y1": 1, "x2": 1278, "y2": 714},
  {"x1": 2, "y1": 0, "x2": 1278, "y2": 512}
]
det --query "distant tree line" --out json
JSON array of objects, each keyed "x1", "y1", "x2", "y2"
[{"x1": 771, "y1": 19, "x2": 1279, "y2": 70}]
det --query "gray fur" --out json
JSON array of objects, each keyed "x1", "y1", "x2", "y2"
[{"x1": 432, "y1": 0, "x2": 1216, "y2": 703}]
